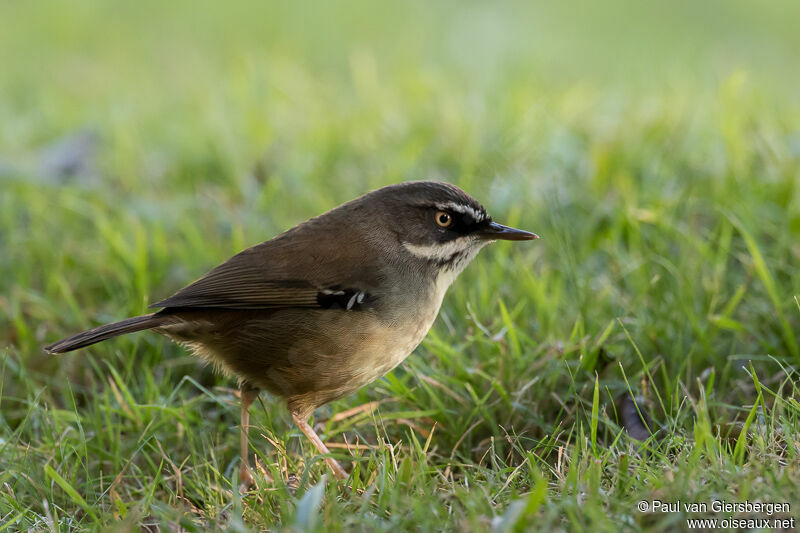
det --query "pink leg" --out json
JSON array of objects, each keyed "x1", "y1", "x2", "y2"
[
  {"x1": 239, "y1": 386, "x2": 266, "y2": 490},
  {"x1": 291, "y1": 412, "x2": 348, "y2": 480}
]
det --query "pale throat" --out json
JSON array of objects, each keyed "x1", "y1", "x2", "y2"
[{"x1": 402, "y1": 237, "x2": 488, "y2": 305}]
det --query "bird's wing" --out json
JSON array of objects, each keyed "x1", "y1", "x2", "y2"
[
  {"x1": 150, "y1": 277, "x2": 323, "y2": 309},
  {"x1": 150, "y1": 225, "x2": 380, "y2": 310}
]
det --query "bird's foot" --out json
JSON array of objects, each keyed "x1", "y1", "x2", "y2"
[
  {"x1": 325, "y1": 456, "x2": 349, "y2": 480},
  {"x1": 239, "y1": 457, "x2": 273, "y2": 493},
  {"x1": 238, "y1": 463, "x2": 255, "y2": 493},
  {"x1": 291, "y1": 412, "x2": 350, "y2": 480}
]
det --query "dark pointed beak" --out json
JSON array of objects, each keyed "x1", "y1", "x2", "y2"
[{"x1": 478, "y1": 222, "x2": 539, "y2": 241}]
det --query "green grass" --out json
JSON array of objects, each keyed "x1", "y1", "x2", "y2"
[{"x1": 2, "y1": 1, "x2": 800, "y2": 531}]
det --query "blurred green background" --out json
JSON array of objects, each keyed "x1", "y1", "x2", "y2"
[{"x1": 2, "y1": 0, "x2": 800, "y2": 530}]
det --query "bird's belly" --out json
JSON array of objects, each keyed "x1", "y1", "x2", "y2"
[
  {"x1": 159, "y1": 294, "x2": 444, "y2": 415},
  {"x1": 335, "y1": 318, "x2": 430, "y2": 392},
  {"x1": 276, "y1": 309, "x2": 437, "y2": 401}
]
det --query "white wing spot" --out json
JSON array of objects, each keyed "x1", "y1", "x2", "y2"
[{"x1": 322, "y1": 289, "x2": 345, "y2": 296}]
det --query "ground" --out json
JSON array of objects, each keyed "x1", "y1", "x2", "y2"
[{"x1": 1, "y1": 1, "x2": 800, "y2": 531}]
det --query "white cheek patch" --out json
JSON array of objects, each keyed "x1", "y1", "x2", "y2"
[
  {"x1": 435, "y1": 202, "x2": 487, "y2": 222},
  {"x1": 403, "y1": 238, "x2": 474, "y2": 262}
]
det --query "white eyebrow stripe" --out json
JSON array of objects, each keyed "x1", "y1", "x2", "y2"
[{"x1": 435, "y1": 202, "x2": 486, "y2": 221}]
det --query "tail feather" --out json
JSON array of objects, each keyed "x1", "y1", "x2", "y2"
[{"x1": 44, "y1": 314, "x2": 165, "y2": 354}]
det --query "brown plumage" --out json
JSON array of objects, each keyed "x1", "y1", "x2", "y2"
[{"x1": 45, "y1": 181, "x2": 538, "y2": 486}]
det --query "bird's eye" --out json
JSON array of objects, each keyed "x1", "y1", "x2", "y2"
[{"x1": 434, "y1": 211, "x2": 453, "y2": 228}]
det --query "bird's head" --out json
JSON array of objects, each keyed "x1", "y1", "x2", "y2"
[{"x1": 357, "y1": 181, "x2": 538, "y2": 276}]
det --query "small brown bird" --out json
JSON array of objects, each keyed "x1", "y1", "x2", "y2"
[{"x1": 45, "y1": 181, "x2": 538, "y2": 485}]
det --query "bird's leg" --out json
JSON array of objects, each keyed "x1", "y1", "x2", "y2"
[
  {"x1": 239, "y1": 384, "x2": 264, "y2": 490},
  {"x1": 290, "y1": 412, "x2": 348, "y2": 480}
]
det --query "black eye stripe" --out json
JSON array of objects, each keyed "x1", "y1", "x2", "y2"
[
  {"x1": 421, "y1": 206, "x2": 491, "y2": 235},
  {"x1": 450, "y1": 211, "x2": 486, "y2": 233}
]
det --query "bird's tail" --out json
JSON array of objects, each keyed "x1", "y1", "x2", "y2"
[{"x1": 44, "y1": 314, "x2": 165, "y2": 354}]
